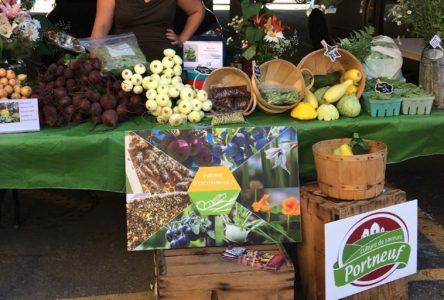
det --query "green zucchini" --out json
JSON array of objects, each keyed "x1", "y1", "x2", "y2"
[{"x1": 305, "y1": 71, "x2": 343, "y2": 90}]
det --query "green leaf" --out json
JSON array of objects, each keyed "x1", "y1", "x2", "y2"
[
  {"x1": 191, "y1": 223, "x2": 200, "y2": 235},
  {"x1": 241, "y1": 0, "x2": 262, "y2": 20},
  {"x1": 242, "y1": 45, "x2": 256, "y2": 60},
  {"x1": 270, "y1": 221, "x2": 286, "y2": 233},
  {"x1": 245, "y1": 26, "x2": 264, "y2": 43},
  {"x1": 271, "y1": 205, "x2": 282, "y2": 214},
  {"x1": 206, "y1": 230, "x2": 216, "y2": 240}
]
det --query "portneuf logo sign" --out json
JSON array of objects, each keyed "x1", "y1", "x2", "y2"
[{"x1": 333, "y1": 212, "x2": 411, "y2": 287}]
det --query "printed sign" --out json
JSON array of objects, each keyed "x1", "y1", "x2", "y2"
[
  {"x1": 183, "y1": 40, "x2": 224, "y2": 69},
  {"x1": 323, "y1": 43, "x2": 342, "y2": 62},
  {"x1": 325, "y1": 201, "x2": 418, "y2": 300},
  {"x1": 429, "y1": 35, "x2": 443, "y2": 50},
  {"x1": 375, "y1": 81, "x2": 394, "y2": 94},
  {"x1": 125, "y1": 126, "x2": 301, "y2": 250},
  {"x1": 0, "y1": 98, "x2": 40, "y2": 134}
]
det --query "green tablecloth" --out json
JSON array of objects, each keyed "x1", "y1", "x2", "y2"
[{"x1": 1, "y1": 110, "x2": 444, "y2": 193}]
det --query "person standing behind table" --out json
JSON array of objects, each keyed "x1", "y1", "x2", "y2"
[{"x1": 91, "y1": 0, "x2": 205, "y2": 62}]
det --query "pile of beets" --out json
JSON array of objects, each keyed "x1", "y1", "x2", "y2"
[{"x1": 32, "y1": 57, "x2": 145, "y2": 127}]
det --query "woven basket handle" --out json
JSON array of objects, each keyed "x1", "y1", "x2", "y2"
[
  {"x1": 243, "y1": 92, "x2": 257, "y2": 116},
  {"x1": 300, "y1": 67, "x2": 315, "y2": 92}
]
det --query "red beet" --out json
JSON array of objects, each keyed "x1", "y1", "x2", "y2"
[
  {"x1": 91, "y1": 114, "x2": 102, "y2": 125},
  {"x1": 47, "y1": 64, "x2": 58, "y2": 74},
  {"x1": 80, "y1": 63, "x2": 93, "y2": 75},
  {"x1": 85, "y1": 89, "x2": 101, "y2": 102},
  {"x1": 101, "y1": 109, "x2": 118, "y2": 127},
  {"x1": 79, "y1": 99, "x2": 91, "y2": 114},
  {"x1": 91, "y1": 58, "x2": 101, "y2": 70},
  {"x1": 43, "y1": 105, "x2": 58, "y2": 126},
  {"x1": 63, "y1": 105, "x2": 75, "y2": 122},
  {"x1": 72, "y1": 112, "x2": 84, "y2": 123},
  {"x1": 58, "y1": 95, "x2": 72, "y2": 108},
  {"x1": 90, "y1": 102, "x2": 102, "y2": 116},
  {"x1": 116, "y1": 103, "x2": 128, "y2": 121},
  {"x1": 56, "y1": 65, "x2": 65, "y2": 76},
  {"x1": 54, "y1": 87, "x2": 67, "y2": 99},
  {"x1": 113, "y1": 80, "x2": 122, "y2": 91},
  {"x1": 55, "y1": 77, "x2": 66, "y2": 88},
  {"x1": 100, "y1": 94, "x2": 117, "y2": 110},
  {"x1": 64, "y1": 68, "x2": 74, "y2": 79},
  {"x1": 80, "y1": 74, "x2": 89, "y2": 85},
  {"x1": 129, "y1": 95, "x2": 143, "y2": 107},
  {"x1": 88, "y1": 70, "x2": 102, "y2": 85}
]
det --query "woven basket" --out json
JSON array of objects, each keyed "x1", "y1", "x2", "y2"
[
  {"x1": 297, "y1": 41, "x2": 365, "y2": 98},
  {"x1": 313, "y1": 138, "x2": 387, "y2": 200},
  {"x1": 203, "y1": 67, "x2": 256, "y2": 116},
  {"x1": 251, "y1": 59, "x2": 313, "y2": 114}
]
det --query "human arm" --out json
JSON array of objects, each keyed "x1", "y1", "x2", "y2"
[
  {"x1": 91, "y1": 0, "x2": 115, "y2": 38},
  {"x1": 166, "y1": 0, "x2": 205, "y2": 47}
]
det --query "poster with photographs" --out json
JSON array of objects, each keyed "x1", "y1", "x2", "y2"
[{"x1": 125, "y1": 126, "x2": 301, "y2": 250}]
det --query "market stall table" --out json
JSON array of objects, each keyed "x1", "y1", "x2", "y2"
[{"x1": 1, "y1": 110, "x2": 444, "y2": 193}]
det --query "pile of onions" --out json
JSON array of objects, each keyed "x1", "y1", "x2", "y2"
[{"x1": 32, "y1": 57, "x2": 145, "y2": 127}]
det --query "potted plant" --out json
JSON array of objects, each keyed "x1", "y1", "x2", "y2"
[
  {"x1": 390, "y1": 0, "x2": 444, "y2": 108},
  {"x1": 225, "y1": 0, "x2": 298, "y2": 74}
]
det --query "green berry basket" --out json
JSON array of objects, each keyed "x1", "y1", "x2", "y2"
[
  {"x1": 401, "y1": 95, "x2": 435, "y2": 115},
  {"x1": 363, "y1": 92, "x2": 402, "y2": 117}
]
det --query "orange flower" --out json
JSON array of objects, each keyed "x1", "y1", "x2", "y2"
[
  {"x1": 252, "y1": 194, "x2": 270, "y2": 213},
  {"x1": 251, "y1": 13, "x2": 267, "y2": 27},
  {"x1": 281, "y1": 197, "x2": 300, "y2": 216}
]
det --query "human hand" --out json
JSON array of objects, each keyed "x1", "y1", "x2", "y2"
[{"x1": 166, "y1": 29, "x2": 183, "y2": 48}]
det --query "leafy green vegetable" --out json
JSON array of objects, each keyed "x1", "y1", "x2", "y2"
[
  {"x1": 350, "y1": 133, "x2": 370, "y2": 155},
  {"x1": 364, "y1": 91, "x2": 400, "y2": 100},
  {"x1": 260, "y1": 86, "x2": 299, "y2": 106},
  {"x1": 338, "y1": 26, "x2": 375, "y2": 62}
]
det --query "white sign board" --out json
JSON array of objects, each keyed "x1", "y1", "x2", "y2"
[
  {"x1": 325, "y1": 200, "x2": 417, "y2": 300},
  {"x1": 0, "y1": 98, "x2": 40, "y2": 134},
  {"x1": 183, "y1": 41, "x2": 223, "y2": 69}
]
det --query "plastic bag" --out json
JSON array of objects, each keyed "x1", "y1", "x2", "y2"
[
  {"x1": 79, "y1": 33, "x2": 147, "y2": 75},
  {"x1": 209, "y1": 85, "x2": 250, "y2": 113},
  {"x1": 259, "y1": 83, "x2": 299, "y2": 106},
  {"x1": 363, "y1": 35, "x2": 405, "y2": 81}
]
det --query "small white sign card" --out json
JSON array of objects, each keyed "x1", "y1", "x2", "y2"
[
  {"x1": 325, "y1": 200, "x2": 418, "y2": 300},
  {"x1": 183, "y1": 40, "x2": 223, "y2": 69},
  {"x1": 0, "y1": 98, "x2": 40, "y2": 134}
]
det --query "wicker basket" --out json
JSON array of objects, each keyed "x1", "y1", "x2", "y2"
[
  {"x1": 203, "y1": 67, "x2": 256, "y2": 116},
  {"x1": 297, "y1": 41, "x2": 365, "y2": 98},
  {"x1": 251, "y1": 59, "x2": 312, "y2": 114},
  {"x1": 312, "y1": 138, "x2": 387, "y2": 200}
]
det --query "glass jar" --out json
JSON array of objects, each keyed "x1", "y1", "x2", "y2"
[{"x1": 419, "y1": 46, "x2": 444, "y2": 108}]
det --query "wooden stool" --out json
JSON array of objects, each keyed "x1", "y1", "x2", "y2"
[
  {"x1": 154, "y1": 244, "x2": 295, "y2": 300},
  {"x1": 297, "y1": 183, "x2": 409, "y2": 300}
]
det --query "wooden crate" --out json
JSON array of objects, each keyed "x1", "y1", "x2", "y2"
[
  {"x1": 154, "y1": 244, "x2": 295, "y2": 300},
  {"x1": 297, "y1": 183, "x2": 409, "y2": 300}
]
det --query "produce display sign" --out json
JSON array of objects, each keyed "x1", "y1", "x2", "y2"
[
  {"x1": 0, "y1": 98, "x2": 40, "y2": 134},
  {"x1": 183, "y1": 40, "x2": 224, "y2": 69},
  {"x1": 325, "y1": 201, "x2": 418, "y2": 300},
  {"x1": 125, "y1": 126, "x2": 301, "y2": 250}
]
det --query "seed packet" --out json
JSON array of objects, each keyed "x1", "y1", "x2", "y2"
[{"x1": 211, "y1": 111, "x2": 245, "y2": 126}]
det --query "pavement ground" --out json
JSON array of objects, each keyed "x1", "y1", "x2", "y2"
[{"x1": 0, "y1": 156, "x2": 443, "y2": 300}]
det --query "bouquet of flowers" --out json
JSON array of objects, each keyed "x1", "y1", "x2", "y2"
[
  {"x1": 0, "y1": 0, "x2": 41, "y2": 59},
  {"x1": 226, "y1": 0, "x2": 298, "y2": 64},
  {"x1": 389, "y1": 0, "x2": 444, "y2": 41}
]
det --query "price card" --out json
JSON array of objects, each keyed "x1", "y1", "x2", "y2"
[
  {"x1": 183, "y1": 40, "x2": 224, "y2": 69},
  {"x1": 254, "y1": 64, "x2": 262, "y2": 82},
  {"x1": 0, "y1": 98, "x2": 40, "y2": 134},
  {"x1": 322, "y1": 40, "x2": 341, "y2": 62},
  {"x1": 429, "y1": 35, "x2": 444, "y2": 50},
  {"x1": 375, "y1": 80, "x2": 394, "y2": 94}
]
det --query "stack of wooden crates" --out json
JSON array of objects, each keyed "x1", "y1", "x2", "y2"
[
  {"x1": 297, "y1": 183, "x2": 409, "y2": 299},
  {"x1": 153, "y1": 244, "x2": 295, "y2": 299}
]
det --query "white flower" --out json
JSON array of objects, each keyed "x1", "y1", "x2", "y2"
[
  {"x1": 406, "y1": 10, "x2": 412, "y2": 15},
  {"x1": 397, "y1": 21, "x2": 402, "y2": 26},
  {"x1": 264, "y1": 31, "x2": 284, "y2": 43},
  {"x1": 264, "y1": 142, "x2": 297, "y2": 174}
]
